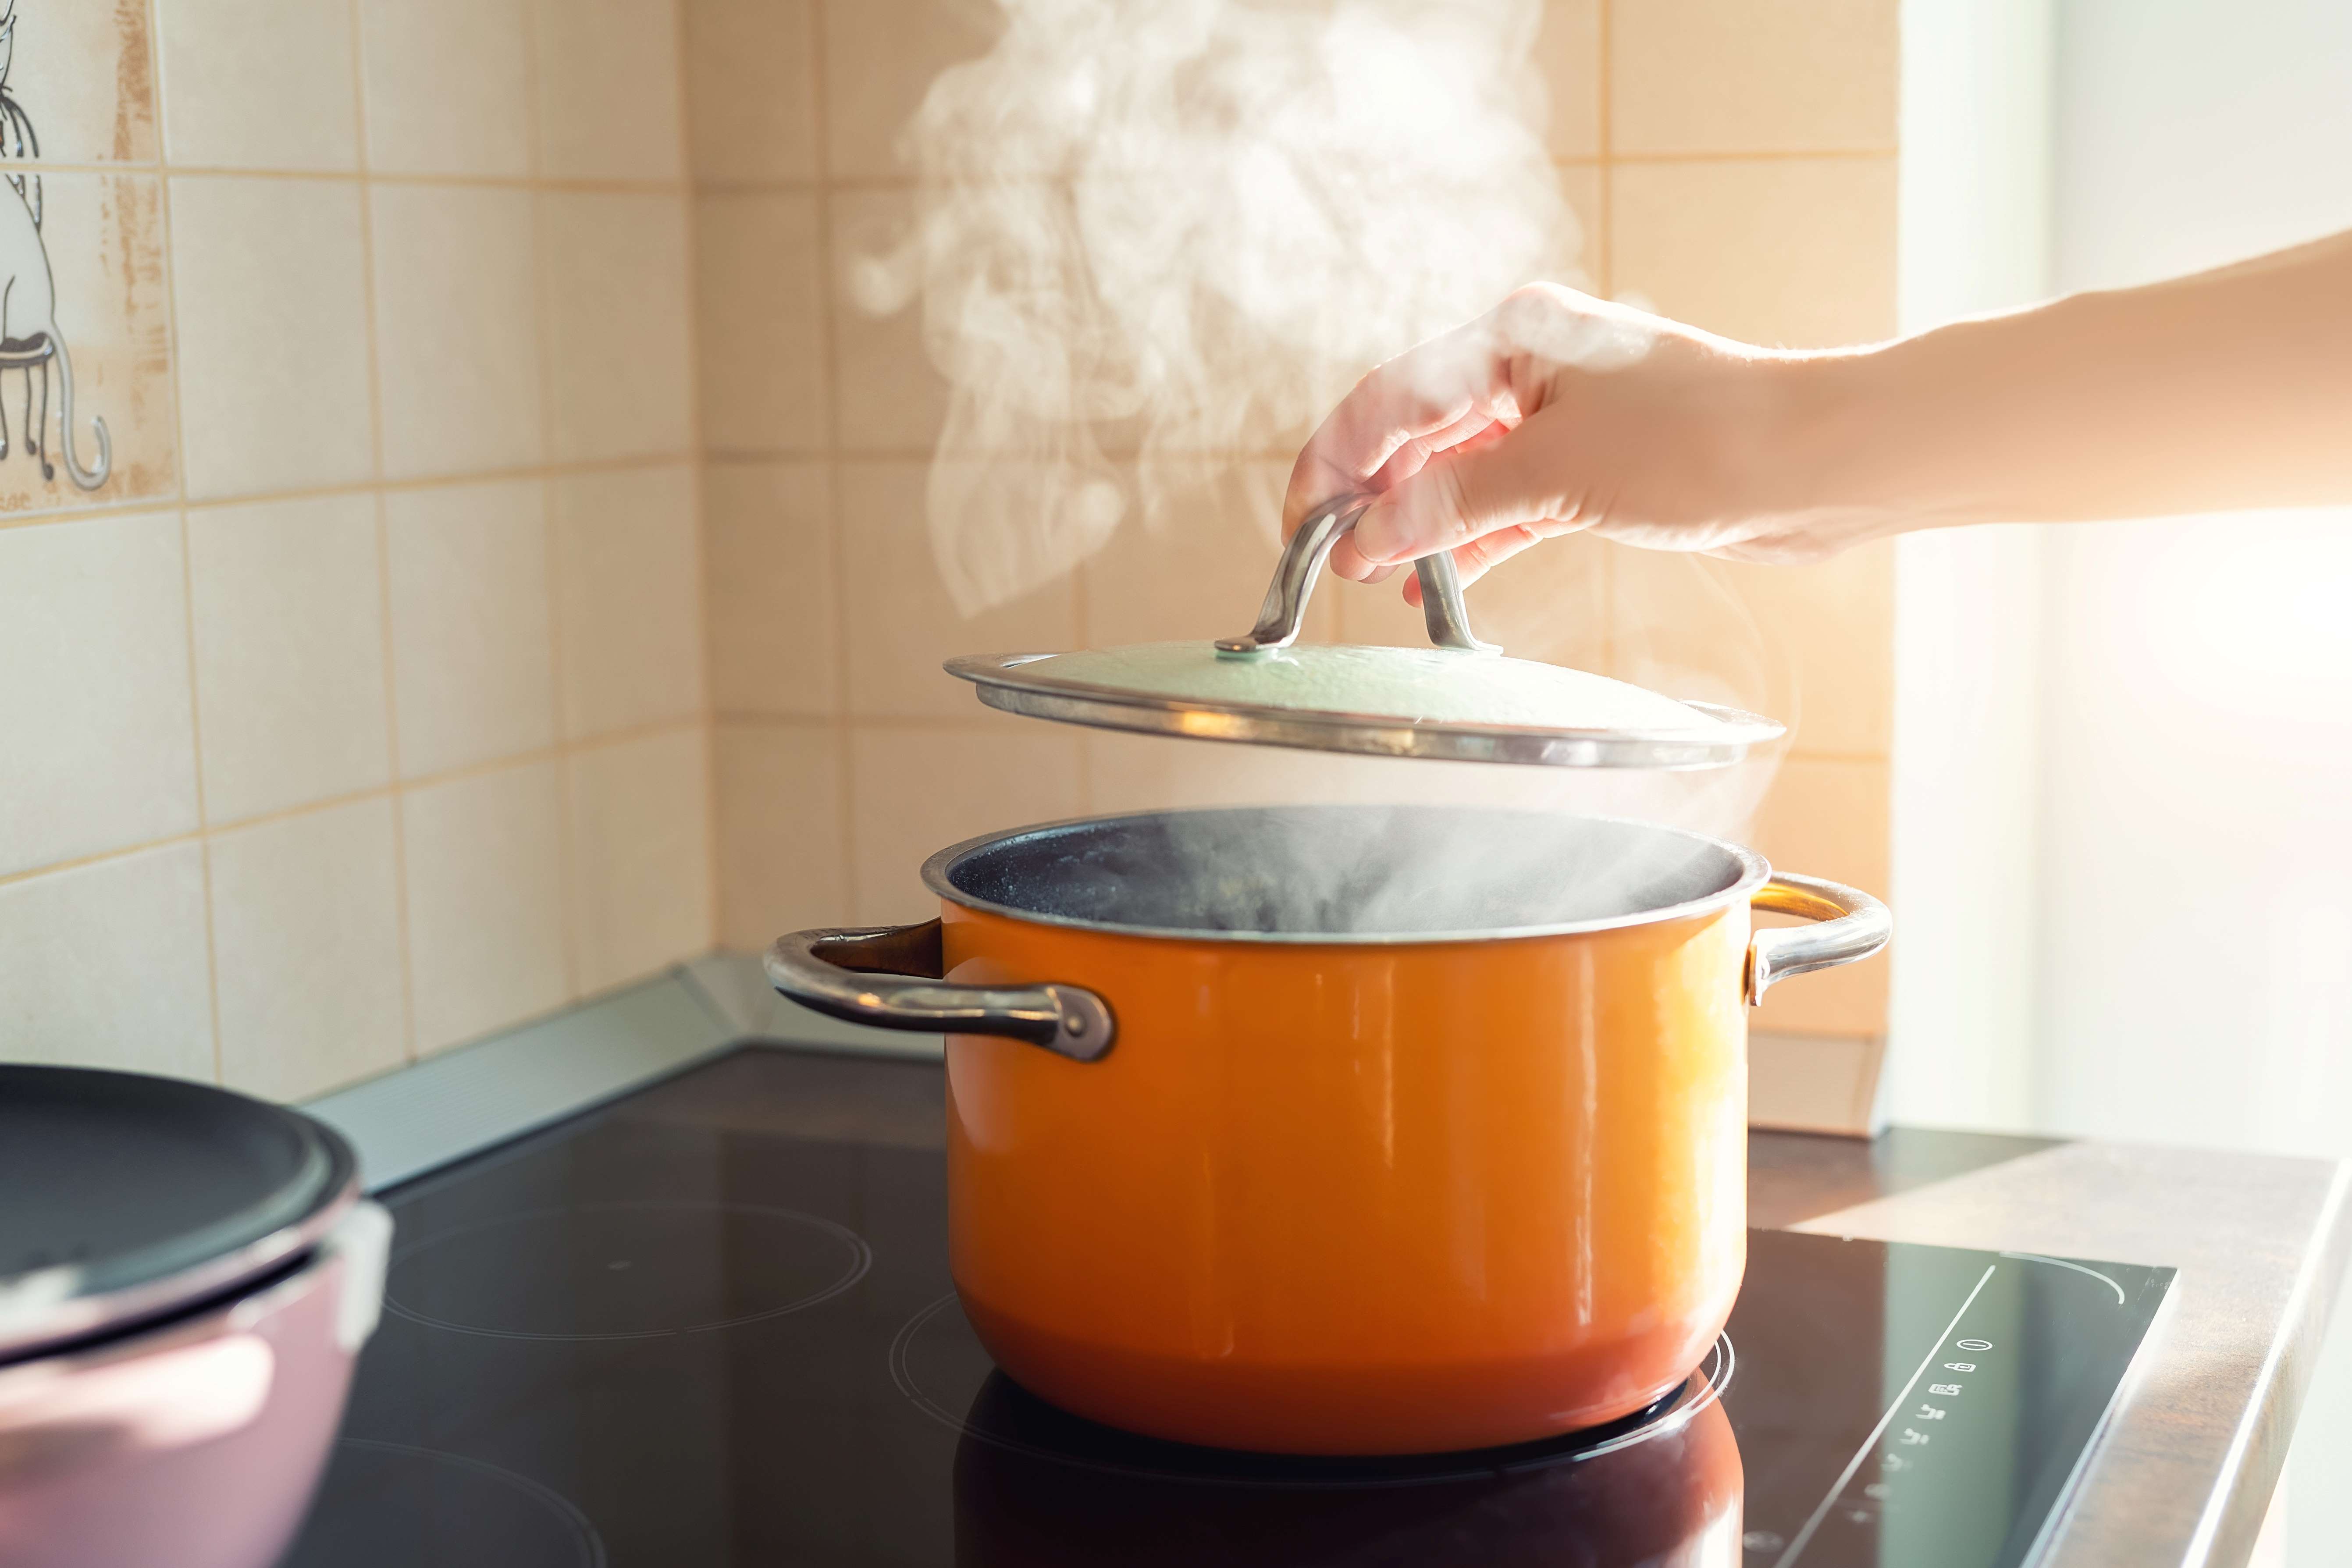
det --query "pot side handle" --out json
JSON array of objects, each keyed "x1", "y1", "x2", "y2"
[
  {"x1": 764, "y1": 921, "x2": 1116, "y2": 1063},
  {"x1": 1745, "y1": 874, "x2": 1892, "y2": 1005}
]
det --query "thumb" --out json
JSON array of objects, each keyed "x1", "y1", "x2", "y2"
[{"x1": 1350, "y1": 421, "x2": 1577, "y2": 569}]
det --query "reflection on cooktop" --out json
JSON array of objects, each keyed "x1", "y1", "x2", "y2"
[
  {"x1": 893, "y1": 1287, "x2": 1733, "y2": 1486},
  {"x1": 281, "y1": 1047, "x2": 2175, "y2": 1568}
]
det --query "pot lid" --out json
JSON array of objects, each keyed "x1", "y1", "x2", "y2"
[
  {"x1": 0, "y1": 1065, "x2": 358, "y2": 1364},
  {"x1": 949, "y1": 494, "x2": 1782, "y2": 770}
]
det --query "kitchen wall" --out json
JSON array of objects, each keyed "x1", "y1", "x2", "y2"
[
  {"x1": 0, "y1": 0, "x2": 713, "y2": 1101},
  {"x1": 0, "y1": 0, "x2": 1902, "y2": 1111},
  {"x1": 693, "y1": 0, "x2": 1904, "y2": 1110}
]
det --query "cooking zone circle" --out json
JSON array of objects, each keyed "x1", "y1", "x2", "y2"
[
  {"x1": 284, "y1": 1440, "x2": 607, "y2": 1568},
  {"x1": 384, "y1": 1201, "x2": 871, "y2": 1341},
  {"x1": 890, "y1": 1291, "x2": 1735, "y2": 1487}
]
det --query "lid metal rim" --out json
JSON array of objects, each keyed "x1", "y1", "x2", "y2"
[
  {"x1": 946, "y1": 651, "x2": 1783, "y2": 770},
  {"x1": 917, "y1": 805, "x2": 1773, "y2": 947},
  {"x1": 0, "y1": 1110, "x2": 360, "y2": 1367}
]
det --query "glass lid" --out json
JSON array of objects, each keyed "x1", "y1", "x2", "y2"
[{"x1": 947, "y1": 494, "x2": 1783, "y2": 770}]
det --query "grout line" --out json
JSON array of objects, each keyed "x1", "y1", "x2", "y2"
[
  {"x1": 0, "y1": 829, "x2": 204, "y2": 893},
  {"x1": 144, "y1": 0, "x2": 225, "y2": 1082},
  {"x1": 105, "y1": 160, "x2": 691, "y2": 193},
  {"x1": 519, "y1": 0, "x2": 582, "y2": 1005},
  {"x1": 1610, "y1": 146, "x2": 1899, "y2": 165},
  {"x1": 709, "y1": 710, "x2": 846, "y2": 729},
  {"x1": 0, "y1": 452, "x2": 705, "y2": 532},
  {"x1": 805, "y1": 0, "x2": 861, "y2": 922},
  {"x1": 24, "y1": 149, "x2": 1893, "y2": 194},
  {"x1": 345, "y1": 0, "x2": 418, "y2": 1064},
  {"x1": 671, "y1": 0, "x2": 723, "y2": 953},
  {"x1": 842, "y1": 713, "x2": 1093, "y2": 736},
  {"x1": 1595, "y1": 0, "x2": 1617, "y2": 680},
  {"x1": 0, "y1": 720, "x2": 714, "y2": 898},
  {"x1": 677, "y1": 149, "x2": 1895, "y2": 197}
]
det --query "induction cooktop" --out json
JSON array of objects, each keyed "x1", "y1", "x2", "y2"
[{"x1": 279, "y1": 1047, "x2": 2174, "y2": 1568}]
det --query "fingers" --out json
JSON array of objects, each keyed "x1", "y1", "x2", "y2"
[
  {"x1": 1398, "y1": 525, "x2": 1546, "y2": 605},
  {"x1": 1283, "y1": 312, "x2": 1519, "y2": 541},
  {"x1": 1352, "y1": 415, "x2": 1580, "y2": 569},
  {"x1": 1329, "y1": 420, "x2": 1512, "y2": 580}
]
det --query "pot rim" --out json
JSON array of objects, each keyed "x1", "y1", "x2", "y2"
[
  {"x1": 918, "y1": 805, "x2": 1772, "y2": 946},
  {"x1": 0, "y1": 1073, "x2": 362, "y2": 1369}
]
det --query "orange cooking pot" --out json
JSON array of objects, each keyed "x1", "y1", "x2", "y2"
[{"x1": 767, "y1": 804, "x2": 1887, "y2": 1456}]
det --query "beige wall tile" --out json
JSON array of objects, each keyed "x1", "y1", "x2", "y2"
[
  {"x1": 384, "y1": 478, "x2": 557, "y2": 777},
  {"x1": 188, "y1": 492, "x2": 391, "y2": 823},
  {"x1": 1720, "y1": 543, "x2": 1894, "y2": 757},
  {"x1": 1323, "y1": 512, "x2": 1611, "y2": 661},
  {"x1": 1558, "y1": 161, "x2": 1602, "y2": 290},
  {"x1": 822, "y1": 0, "x2": 1003, "y2": 181},
  {"x1": 0, "y1": 844, "x2": 213, "y2": 1079},
  {"x1": 170, "y1": 176, "x2": 374, "y2": 498},
  {"x1": 552, "y1": 463, "x2": 705, "y2": 739},
  {"x1": 1610, "y1": 0, "x2": 1898, "y2": 156},
  {"x1": 1750, "y1": 755, "x2": 1890, "y2": 1036},
  {"x1": 1085, "y1": 727, "x2": 1675, "y2": 823},
  {"x1": 539, "y1": 190, "x2": 694, "y2": 463},
  {"x1": 704, "y1": 460, "x2": 835, "y2": 717},
  {"x1": 0, "y1": 174, "x2": 177, "y2": 514},
  {"x1": 1332, "y1": 571, "x2": 1443, "y2": 650},
  {"x1": 713, "y1": 722, "x2": 846, "y2": 950},
  {"x1": 370, "y1": 184, "x2": 543, "y2": 481},
  {"x1": 1532, "y1": 0, "x2": 1601, "y2": 159},
  {"x1": 1083, "y1": 460, "x2": 1331, "y2": 647},
  {"x1": 0, "y1": 512, "x2": 197, "y2": 877},
  {"x1": 1453, "y1": 532, "x2": 1611, "y2": 670},
  {"x1": 1749, "y1": 1030, "x2": 1882, "y2": 1134},
  {"x1": 566, "y1": 727, "x2": 713, "y2": 992},
  {"x1": 1086, "y1": 730, "x2": 1366, "y2": 818},
  {"x1": 1609, "y1": 538, "x2": 1896, "y2": 762},
  {"x1": 849, "y1": 722, "x2": 1081, "y2": 923},
  {"x1": 534, "y1": 0, "x2": 685, "y2": 182},
  {"x1": 7, "y1": 4, "x2": 159, "y2": 164},
  {"x1": 401, "y1": 759, "x2": 569, "y2": 1053},
  {"x1": 1609, "y1": 156, "x2": 1897, "y2": 348},
  {"x1": 156, "y1": 0, "x2": 358, "y2": 171},
  {"x1": 359, "y1": 0, "x2": 532, "y2": 177},
  {"x1": 1609, "y1": 545, "x2": 1799, "y2": 722},
  {"x1": 695, "y1": 192, "x2": 826, "y2": 453},
  {"x1": 837, "y1": 459, "x2": 1076, "y2": 718},
  {"x1": 829, "y1": 188, "x2": 946, "y2": 452},
  {"x1": 210, "y1": 796, "x2": 407, "y2": 1101},
  {"x1": 684, "y1": 0, "x2": 817, "y2": 182}
]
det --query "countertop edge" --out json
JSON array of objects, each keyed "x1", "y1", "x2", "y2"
[{"x1": 2181, "y1": 1158, "x2": 2352, "y2": 1568}]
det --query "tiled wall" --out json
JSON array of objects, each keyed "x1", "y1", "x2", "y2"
[
  {"x1": 0, "y1": 0, "x2": 1897, "y2": 1104},
  {"x1": 694, "y1": 0, "x2": 1898, "y2": 1040},
  {"x1": 0, "y1": 0, "x2": 712, "y2": 1099}
]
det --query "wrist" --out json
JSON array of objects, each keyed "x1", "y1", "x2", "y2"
[{"x1": 1747, "y1": 344, "x2": 1934, "y2": 546}]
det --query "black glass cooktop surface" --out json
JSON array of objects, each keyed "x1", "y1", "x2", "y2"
[{"x1": 281, "y1": 1048, "x2": 2173, "y2": 1568}]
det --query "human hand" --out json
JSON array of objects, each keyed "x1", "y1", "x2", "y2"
[{"x1": 1284, "y1": 283, "x2": 1875, "y2": 601}]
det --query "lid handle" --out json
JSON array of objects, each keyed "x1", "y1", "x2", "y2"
[{"x1": 1215, "y1": 494, "x2": 1499, "y2": 657}]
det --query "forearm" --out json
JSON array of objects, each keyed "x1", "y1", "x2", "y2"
[{"x1": 1788, "y1": 230, "x2": 2352, "y2": 532}]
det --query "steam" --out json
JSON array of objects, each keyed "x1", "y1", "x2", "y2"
[
  {"x1": 854, "y1": 0, "x2": 1798, "y2": 923},
  {"x1": 852, "y1": 0, "x2": 1580, "y2": 614}
]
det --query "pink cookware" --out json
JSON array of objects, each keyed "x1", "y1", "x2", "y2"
[{"x1": 0, "y1": 1065, "x2": 391, "y2": 1568}]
